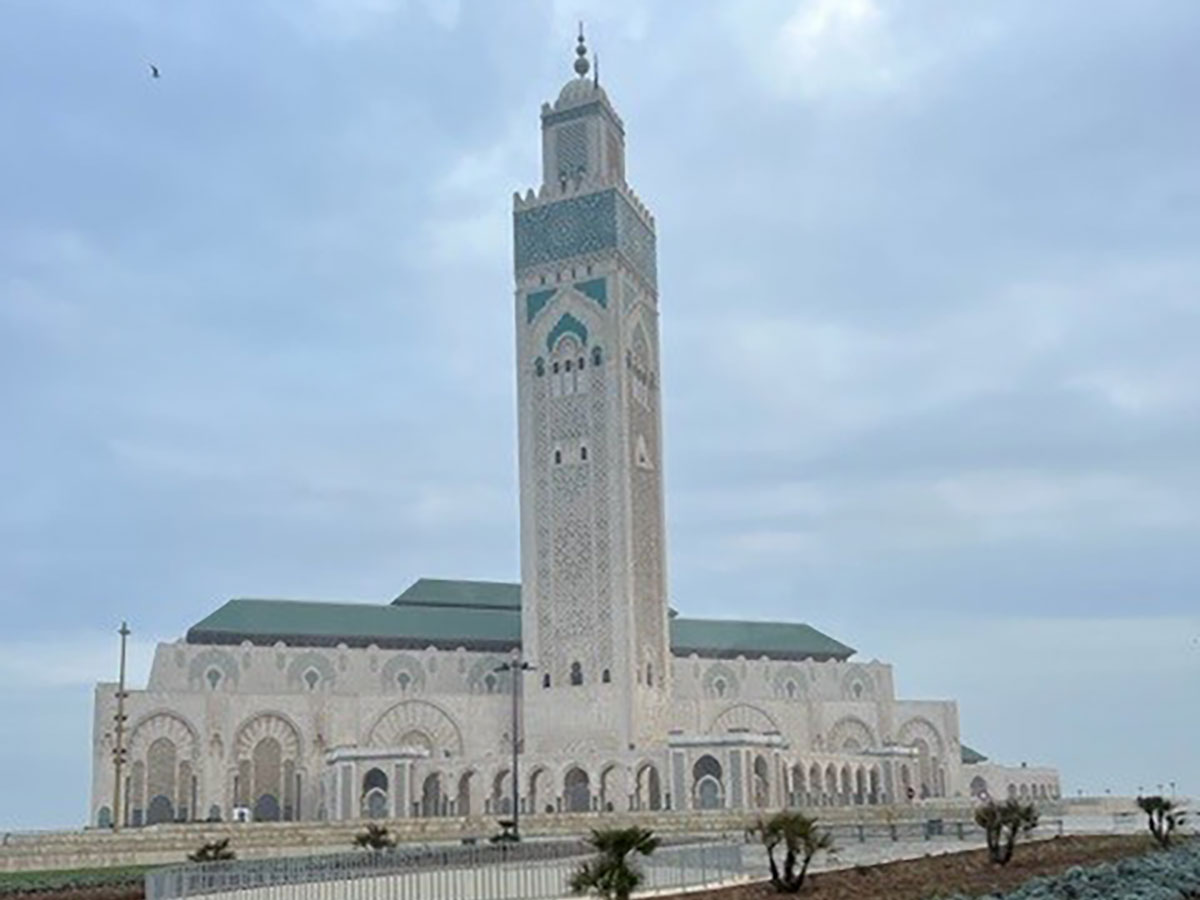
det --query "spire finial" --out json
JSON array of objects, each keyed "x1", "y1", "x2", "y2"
[{"x1": 574, "y1": 22, "x2": 590, "y2": 77}]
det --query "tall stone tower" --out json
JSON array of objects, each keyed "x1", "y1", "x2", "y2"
[{"x1": 514, "y1": 32, "x2": 670, "y2": 755}]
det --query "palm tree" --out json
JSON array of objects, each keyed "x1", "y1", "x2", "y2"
[
  {"x1": 570, "y1": 826, "x2": 660, "y2": 900},
  {"x1": 974, "y1": 799, "x2": 1038, "y2": 865},
  {"x1": 748, "y1": 811, "x2": 833, "y2": 894},
  {"x1": 1137, "y1": 795, "x2": 1186, "y2": 848}
]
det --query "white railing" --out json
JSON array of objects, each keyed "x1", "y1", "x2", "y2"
[{"x1": 145, "y1": 840, "x2": 747, "y2": 900}]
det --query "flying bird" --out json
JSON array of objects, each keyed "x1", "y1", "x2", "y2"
[{"x1": 149, "y1": 64, "x2": 160, "y2": 79}]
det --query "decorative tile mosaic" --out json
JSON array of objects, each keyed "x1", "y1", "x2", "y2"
[
  {"x1": 546, "y1": 311, "x2": 589, "y2": 352},
  {"x1": 514, "y1": 190, "x2": 618, "y2": 271},
  {"x1": 616, "y1": 194, "x2": 657, "y2": 288},
  {"x1": 525, "y1": 288, "x2": 558, "y2": 323},
  {"x1": 515, "y1": 189, "x2": 657, "y2": 290},
  {"x1": 573, "y1": 277, "x2": 608, "y2": 307}
]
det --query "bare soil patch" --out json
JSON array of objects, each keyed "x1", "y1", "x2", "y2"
[{"x1": 675, "y1": 834, "x2": 1154, "y2": 900}]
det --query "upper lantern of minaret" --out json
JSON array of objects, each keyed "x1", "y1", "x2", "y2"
[
  {"x1": 537, "y1": 26, "x2": 628, "y2": 192},
  {"x1": 513, "y1": 27, "x2": 656, "y2": 293}
]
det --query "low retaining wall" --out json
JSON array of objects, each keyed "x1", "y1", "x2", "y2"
[{"x1": 0, "y1": 798, "x2": 1077, "y2": 873}]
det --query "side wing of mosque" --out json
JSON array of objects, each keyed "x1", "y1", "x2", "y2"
[{"x1": 90, "y1": 33, "x2": 1060, "y2": 829}]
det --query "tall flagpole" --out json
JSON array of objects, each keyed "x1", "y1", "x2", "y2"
[{"x1": 111, "y1": 622, "x2": 130, "y2": 831}]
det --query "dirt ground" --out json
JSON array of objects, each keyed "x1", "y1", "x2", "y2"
[{"x1": 675, "y1": 834, "x2": 1156, "y2": 900}]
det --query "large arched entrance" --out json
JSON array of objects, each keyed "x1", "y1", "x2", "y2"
[
  {"x1": 692, "y1": 755, "x2": 724, "y2": 810},
  {"x1": 635, "y1": 764, "x2": 662, "y2": 811},
  {"x1": 564, "y1": 767, "x2": 591, "y2": 813}
]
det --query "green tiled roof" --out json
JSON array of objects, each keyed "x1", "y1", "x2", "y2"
[
  {"x1": 187, "y1": 598, "x2": 520, "y2": 653},
  {"x1": 187, "y1": 578, "x2": 854, "y2": 662},
  {"x1": 961, "y1": 744, "x2": 989, "y2": 765},
  {"x1": 670, "y1": 617, "x2": 854, "y2": 661},
  {"x1": 392, "y1": 578, "x2": 520, "y2": 611}
]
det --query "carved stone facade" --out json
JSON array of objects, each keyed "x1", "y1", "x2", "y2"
[{"x1": 89, "y1": 38, "x2": 1058, "y2": 829}]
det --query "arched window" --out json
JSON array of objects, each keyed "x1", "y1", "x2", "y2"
[
  {"x1": 551, "y1": 335, "x2": 585, "y2": 397},
  {"x1": 206, "y1": 668, "x2": 222, "y2": 690},
  {"x1": 534, "y1": 357, "x2": 545, "y2": 377},
  {"x1": 592, "y1": 346, "x2": 603, "y2": 366},
  {"x1": 397, "y1": 672, "x2": 411, "y2": 692},
  {"x1": 303, "y1": 669, "x2": 320, "y2": 691},
  {"x1": 554, "y1": 449, "x2": 562, "y2": 465},
  {"x1": 542, "y1": 673, "x2": 551, "y2": 689},
  {"x1": 601, "y1": 669, "x2": 611, "y2": 684},
  {"x1": 484, "y1": 673, "x2": 497, "y2": 694},
  {"x1": 580, "y1": 445, "x2": 588, "y2": 462},
  {"x1": 714, "y1": 678, "x2": 726, "y2": 698},
  {"x1": 570, "y1": 662, "x2": 583, "y2": 686}
]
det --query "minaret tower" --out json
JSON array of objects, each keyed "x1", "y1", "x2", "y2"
[{"x1": 514, "y1": 29, "x2": 670, "y2": 755}]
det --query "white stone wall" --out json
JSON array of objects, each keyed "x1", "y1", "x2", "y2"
[
  {"x1": 90, "y1": 639, "x2": 1018, "y2": 827},
  {"x1": 963, "y1": 762, "x2": 1062, "y2": 802}
]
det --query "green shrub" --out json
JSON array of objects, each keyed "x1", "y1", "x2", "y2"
[
  {"x1": 942, "y1": 839, "x2": 1200, "y2": 900},
  {"x1": 188, "y1": 838, "x2": 235, "y2": 863},
  {"x1": 353, "y1": 823, "x2": 396, "y2": 850}
]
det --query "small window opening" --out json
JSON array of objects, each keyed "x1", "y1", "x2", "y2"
[
  {"x1": 565, "y1": 360, "x2": 572, "y2": 372},
  {"x1": 577, "y1": 356, "x2": 585, "y2": 370},
  {"x1": 591, "y1": 346, "x2": 603, "y2": 366},
  {"x1": 206, "y1": 668, "x2": 222, "y2": 690},
  {"x1": 542, "y1": 673, "x2": 551, "y2": 689},
  {"x1": 570, "y1": 662, "x2": 583, "y2": 686},
  {"x1": 552, "y1": 361, "x2": 560, "y2": 374},
  {"x1": 534, "y1": 358, "x2": 545, "y2": 377},
  {"x1": 303, "y1": 669, "x2": 320, "y2": 691},
  {"x1": 601, "y1": 669, "x2": 611, "y2": 683},
  {"x1": 580, "y1": 445, "x2": 588, "y2": 461},
  {"x1": 646, "y1": 664, "x2": 653, "y2": 686},
  {"x1": 397, "y1": 672, "x2": 411, "y2": 692},
  {"x1": 554, "y1": 449, "x2": 562, "y2": 465}
]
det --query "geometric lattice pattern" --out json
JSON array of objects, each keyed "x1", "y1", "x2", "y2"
[{"x1": 555, "y1": 122, "x2": 588, "y2": 179}]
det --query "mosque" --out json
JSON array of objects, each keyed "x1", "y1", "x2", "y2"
[{"x1": 90, "y1": 34, "x2": 1060, "y2": 829}]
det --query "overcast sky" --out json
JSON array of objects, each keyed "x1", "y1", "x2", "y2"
[{"x1": 2, "y1": 0, "x2": 1197, "y2": 829}]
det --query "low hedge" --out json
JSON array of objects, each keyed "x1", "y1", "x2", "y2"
[
  {"x1": 947, "y1": 839, "x2": 1200, "y2": 900},
  {"x1": 0, "y1": 866, "x2": 150, "y2": 896}
]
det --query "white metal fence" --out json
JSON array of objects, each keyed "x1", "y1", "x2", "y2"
[{"x1": 145, "y1": 840, "x2": 748, "y2": 900}]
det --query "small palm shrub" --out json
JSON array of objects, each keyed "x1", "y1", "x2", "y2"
[
  {"x1": 1137, "y1": 795, "x2": 1186, "y2": 848},
  {"x1": 354, "y1": 823, "x2": 396, "y2": 850},
  {"x1": 748, "y1": 811, "x2": 834, "y2": 893},
  {"x1": 569, "y1": 826, "x2": 660, "y2": 900},
  {"x1": 188, "y1": 838, "x2": 236, "y2": 862},
  {"x1": 974, "y1": 799, "x2": 1038, "y2": 865}
]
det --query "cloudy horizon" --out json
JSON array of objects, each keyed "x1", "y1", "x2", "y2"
[{"x1": 2, "y1": 0, "x2": 1197, "y2": 829}]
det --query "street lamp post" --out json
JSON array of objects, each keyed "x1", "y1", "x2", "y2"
[
  {"x1": 111, "y1": 622, "x2": 130, "y2": 831},
  {"x1": 495, "y1": 652, "x2": 534, "y2": 840}
]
